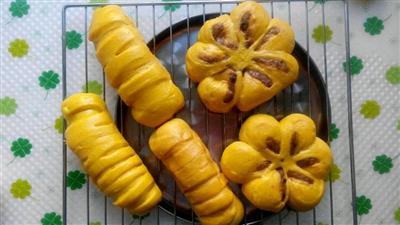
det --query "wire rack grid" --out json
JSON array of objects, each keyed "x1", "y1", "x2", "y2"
[{"x1": 62, "y1": 0, "x2": 357, "y2": 225}]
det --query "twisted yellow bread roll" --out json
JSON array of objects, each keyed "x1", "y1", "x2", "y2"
[
  {"x1": 89, "y1": 5, "x2": 184, "y2": 127},
  {"x1": 221, "y1": 114, "x2": 332, "y2": 212},
  {"x1": 62, "y1": 93, "x2": 162, "y2": 215},
  {"x1": 186, "y1": 1, "x2": 299, "y2": 113},
  {"x1": 149, "y1": 119, "x2": 244, "y2": 225}
]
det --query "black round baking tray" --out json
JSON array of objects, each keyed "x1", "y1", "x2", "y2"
[{"x1": 117, "y1": 13, "x2": 330, "y2": 225}]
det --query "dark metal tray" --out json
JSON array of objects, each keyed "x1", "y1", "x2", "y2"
[{"x1": 117, "y1": 13, "x2": 330, "y2": 224}]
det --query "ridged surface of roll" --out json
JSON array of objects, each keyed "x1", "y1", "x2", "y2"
[
  {"x1": 89, "y1": 5, "x2": 184, "y2": 127},
  {"x1": 62, "y1": 93, "x2": 162, "y2": 215},
  {"x1": 149, "y1": 119, "x2": 244, "y2": 225}
]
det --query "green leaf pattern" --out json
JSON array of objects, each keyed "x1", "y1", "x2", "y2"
[
  {"x1": 360, "y1": 100, "x2": 381, "y2": 119},
  {"x1": 8, "y1": 39, "x2": 29, "y2": 58},
  {"x1": 330, "y1": 163, "x2": 341, "y2": 182},
  {"x1": 329, "y1": 123, "x2": 340, "y2": 141},
  {"x1": 89, "y1": 0, "x2": 108, "y2": 3},
  {"x1": 356, "y1": 195, "x2": 372, "y2": 216},
  {"x1": 39, "y1": 70, "x2": 60, "y2": 91},
  {"x1": 9, "y1": 0, "x2": 30, "y2": 18},
  {"x1": 312, "y1": 25, "x2": 333, "y2": 44},
  {"x1": 162, "y1": 0, "x2": 181, "y2": 12},
  {"x1": 395, "y1": 207, "x2": 400, "y2": 224},
  {"x1": 41, "y1": 212, "x2": 62, "y2": 225},
  {"x1": 66, "y1": 170, "x2": 86, "y2": 190},
  {"x1": 364, "y1": 16, "x2": 384, "y2": 35},
  {"x1": 385, "y1": 66, "x2": 400, "y2": 85},
  {"x1": 343, "y1": 56, "x2": 363, "y2": 76},
  {"x1": 82, "y1": 80, "x2": 103, "y2": 95},
  {"x1": 0, "y1": 97, "x2": 17, "y2": 116},
  {"x1": 397, "y1": 119, "x2": 400, "y2": 131},
  {"x1": 10, "y1": 179, "x2": 31, "y2": 199},
  {"x1": 11, "y1": 138, "x2": 32, "y2": 158},
  {"x1": 66, "y1": 30, "x2": 83, "y2": 50},
  {"x1": 54, "y1": 116, "x2": 63, "y2": 134},
  {"x1": 89, "y1": 222, "x2": 102, "y2": 225},
  {"x1": 372, "y1": 154, "x2": 393, "y2": 174}
]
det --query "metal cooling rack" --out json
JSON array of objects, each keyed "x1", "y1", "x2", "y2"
[{"x1": 62, "y1": 1, "x2": 357, "y2": 224}]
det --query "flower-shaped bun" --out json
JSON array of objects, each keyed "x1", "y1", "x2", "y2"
[
  {"x1": 221, "y1": 114, "x2": 333, "y2": 212},
  {"x1": 186, "y1": 1, "x2": 299, "y2": 113}
]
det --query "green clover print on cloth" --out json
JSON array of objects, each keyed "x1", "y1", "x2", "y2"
[
  {"x1": 67, "y1": 170, "x2": 86, "y2": 190},
  {"x1": 372, "y1": 154, "x2": 393, "y2": 174},
  {"x1": 343, "y1": 56, "x2": 363, "y2": 76},
  {"x1": 329, "y1": 123, "x2": 340, "y2": 141},
  {"x1": 89, "y1": 0, "x2": 108, "y2": 3},
  {"x1": 312, "y1": 25, "x2": 333, "y2": 44},
  {"x1": 309, "y1": 0, "x2": 326, "y2": 11},
  {"x1": 330, "y1": 163, "x2": 341, "y2": 182},
  {"x1": 360, "y1": 100, "x2": 380, "y2": 119},
  {"x1": 385, "y1": 66, "x2": 400, "y2": 85},
  {"x1": 9, "y1": 0, "x2": 30, "y2": 18},
  {"x1": 66, "y1": 30, "x2": 83, "y2": 50},
  {"x1": 397, "y1": 119, "x2": 400, "y2": 131},
  {"x1": 41, "y1": 212, "x2": 62, "y2": 225},
  {"x1": 364, "y1": 17, "x2": 384, "y2": 35},
  {"x1": 0, "y1": 96, "x2": 17, "y2": 116},
  {"x1": 395, "y1": 208, "x2": 400, "y2": 224},
  {"x1": 162, "y1": 0, "x2": 181, "y2": 12},
  {"x1": 39, "y1": 70, "x2": 60, "y2": 99},
  {"x1": 89, "y1": 222, "x2": 102, "y2": 225},
  {"x1": 82, "y1": 80, "x2": 103, "y2": 95},
  {"x1": 10, "y1": 179, "x2": 31, "y2": 199},
  {"x1": 11, "y1": 137, "x2": 32, "y2": 159},
  {"x1": 363, "y1": 16, "x2": 392, "y2": 36},
  {"x1": 356, "y1": 195, "x2": 372, "y2": 216},
  {"x1": 8, "y1": 39, "x2": 29, "y2": 58},
  {"x1": 89, "y1": 0, "x2": 109, "y2": 9},
  {"x1": 54, "y1": 116, "x2": 63, "y2": 134}
]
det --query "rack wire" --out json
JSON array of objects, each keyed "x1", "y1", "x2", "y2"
[{"x1": 62, "y1": 0, "x2": 357, "y2": 224}]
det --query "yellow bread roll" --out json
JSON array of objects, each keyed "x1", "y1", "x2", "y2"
[
  {"x1": 149, "y1": 119, "x2": 244, "y2": 225},
  {"x1": 221, "y1": 114, "x2": 333, "y2": 212},
  {"x1": 62, "y1": 93, "x2": 162, "y2": 215},
  {"x1": 186, "y1": 1, "x2": 299, "y2": 113},
  {"x1": 89, "y1": 5, "x2": 184, "y2": 127}
]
